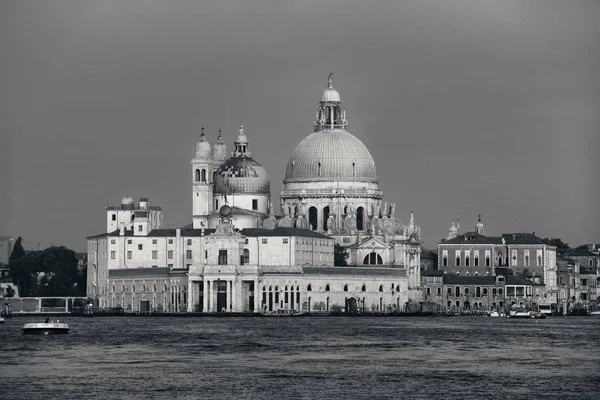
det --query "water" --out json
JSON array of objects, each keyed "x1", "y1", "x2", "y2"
[{"x1": 1, "y1": 316, "x2": 598, "y2": 399}]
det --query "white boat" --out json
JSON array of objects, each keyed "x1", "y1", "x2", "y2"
[
  {"x1": 590, "y1": 311, "x2": 600, "y2": 316},
  {"x1": 509, "y1": 310, "x2": 545, "y2": 319},
  {"x1": 22, "y1": 320, "x2": 69, "y2": 335},
  {"x1": 0, "y1": 316, "x2": 4, "y2": 324},
  {"x1": 489, "y1": 311, "x2": 505, "y2": 317}
]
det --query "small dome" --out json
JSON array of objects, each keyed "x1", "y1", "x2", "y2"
[
  {"x1": 321, "y1": 87, "x2": 341, "y2": 103},
  {"x1": 449, "y1": 222, "x2": 458, "y2": 233},
  {"x1": 195, "y1": 128, "x2": 211, "y2": 159},
  {"x1": 214, "y1": 157, "x2": 270, "y2": 194},
  {"x1": 121, "y1": 197, "x2": 134, "y2": 205},
  {"x1": 219, "y1": 204, "x2": 232, "y2": 218},
  {"x1": 213, "y1": 130, "x2": 228, "y2": 165}
]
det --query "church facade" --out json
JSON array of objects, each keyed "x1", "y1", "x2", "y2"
[{"x1": 86, "y1": 75, "x2": 422, "y2": 313}]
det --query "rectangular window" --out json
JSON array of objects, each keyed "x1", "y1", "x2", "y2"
[
  {"x1": 187, "y1": 239, "x2": 192, "y2": 246},
  {"x1": 152, "y1": 239, "x2": 157, "y2": 244},
  {"x1": 283, "y1": 238, "x2": 288, "y2": 244},
  {"x1": 138, "y1": 244, "x2": 143, "y2": 250},
  {"x1": 252, "y1": 199, "x2": 258, "y2": 210},
  {"x1": 138, "y1": 225, "x2": 143, "y2": 232},
  {"x1": 111, "y1": 251, "x2": 116, "y2": 260},
  {"x1": 244, "y1": 238, "x2": 249, "y2": 244},
  {"x1": 128, "y1": 239, "x2": 132, "y2": 244},
  {"x1": 168, "y1": 239, "x2": 173, "y2": 244},
  {"x1": 111, "y1": 239, "x2": 116, "y2": 244},
  {"x1": 112, "y1": 214, "x2": 116, "y2": 221},
  {"x1": 168, "y1": 264, "x2": 173, "y2": 268},
  {"x1": 215, "y1": 199, "x2": 219, "y2": 210},
  {"x1": 186, "y1": 250, "x2": 192, "y2": 259},
  {"x1": 485, "y1": 257, "x2": 490, "y2": 267},
  {"x1": 152, "y1": 251, "x2": 158, "y2": 259},
  {"x1": 262, "y1": 238, "x2": 268, "y2": 244},
  {"x1": 168, "y1": 250, "x2": 173, "y2": 259},
  {"x1": 218, "y1": 250, "x2": 227, "y2": 265},
  {"x1": 581, "y1": 279, "x2": 588, "y2": 287},
  {"x1": 426, "y1": 287, "x2": 431, "y2": 295},
  {"x1": 127, "y1": 251, "x2": 132, "y2": 259},
  {"x1": 437, "y1": 287, "x2": 442, "y2": 296},
  {"x1": 152, "y1": 265, "x2": 157, "y2": 268},
  {"x1": 474, "y1": 257, "x2": 479, "y2": 267}
]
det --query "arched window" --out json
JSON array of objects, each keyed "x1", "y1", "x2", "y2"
[
  {"x1": 474, "y1": 256, "x2": 479, "y2": 267},
  {"x1": 447, "y1": 287, "x2": 452, "y2": 296},
  {"x1": 476, "y1": 287, "x2": 481, "y2": 297},
  {"x1": 524, "y1": 255, "x2": 529, "y2": 267},
  {"x1": 455, "y1": 286, "x2": 460, "y2": 297},
  {"x1": 537, "y1": 255, "x2": 542, "y2": 266},
  {"x1": 164, "y1": 284, "x2": 168, "y2": 292},
  {"x1": 318, "y1": 162, "x2": 321, "y2": 177},
  {"x1": 361, "y1": 284, "x2": 366, "y2": 292},
  {"x1": 195, "y1": 169, "x2": 201, "y2": 182},
  {"x1": 464, "y1": 288, "x2": 469, "y2": 295},
  {"x1": 325, "y1": 284, "x2": 330, "y2": 292},
  {"x1": 112, "y1": 284, "x2": 115, "y2": 293},
  {"x1": 308, "y1": 206, "x2": 318, "y2": 231},
  {"x1": 142, "y1": 284, "x2": 146, "y2": 292},
  {"x1": 357, "y1": 207, "x2": 364, "y2": 231},
  {"x1": 307, "y1": 284, "x2": 312, "y2": 291},
  {"x1": 201, "y1": 168, "x2": 207, "y2": 182},
  {"x1": 456, "y1": 255, "x2": 461, "y2": 267},
  {"x1": 323, "y1": 206, "x2": 330, "y2": 231},
  {"x1": 465, "y1": 255, "x2": 470, "y2": 267},
  {"x1": 132, "y1": 284, "x2": 136, "y2": 293},
  {"x1": 498, "y1": 288, "x2": 504, "y2": 295},
  {"x1": 498, "y1": 255, "x2": 503, "y2": 266},
  {"x1": 589, "y1": 259, "x2": 594, "y2": 267},
  {"x1": 378, "y1": 284, "x2": 384, "y2": 292},
  {"x1": 492, "y1": 288, "x2": 497, "y2": 296},
  {"x1": 153, "y1": 284, "x2": 156, "y2": 292},
  {"x1": 485, "y1": 256, "x2": 490, "y2": 267},
  {"x1": 122, "y1": 284, "x2": 125, "y2": 293},
  {"x1": 482, "y1": 288, "x2": 488, "y2": 296},
  {"x1": 243, "y1": 249, "x2": 250, "y2": 264},
  {"x1": 443, "y1": 255, "x2": 448, "y2": 267},
  {"x1": 363, "y1": 252, "x2": 383, "y2": 265},
  {"x1": 343, "y1": 284, "x2": 348, "y2": 292}
]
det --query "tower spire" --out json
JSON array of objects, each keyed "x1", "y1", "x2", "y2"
[{"x1": 328, "y1": 72, "x2": 333, "y2": 89}]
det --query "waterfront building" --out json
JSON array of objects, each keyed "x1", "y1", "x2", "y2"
[
  {"x1": 421, "y1": 270, "x2": 544, "y2": 313},
  {"x1": 86, "y1": 75, "x2": 420, "y2": 312}
]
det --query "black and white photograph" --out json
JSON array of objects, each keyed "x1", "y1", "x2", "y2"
[{"x1": 1, "y1": 1, "x2": 599, "y2": 399}]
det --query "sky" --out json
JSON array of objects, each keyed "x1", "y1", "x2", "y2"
[{"x1": 1, "y1": 0, "x2": 599, "y2": 252}]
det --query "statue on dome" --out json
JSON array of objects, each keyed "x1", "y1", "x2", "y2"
[
  {"x1": 383, "y1": 202, "x2": 388, "y2": 217},
  {"x1": 328, "y1": 72, "x2": 333, "y2": 88},
  {"x1": 390, "y1": 203, "x2": 396, "y2": 218}
]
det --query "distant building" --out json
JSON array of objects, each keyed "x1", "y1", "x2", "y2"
[
  {"x1": 421, "y1": 270, "x2": 544, "y2": 312},
  {"x1": 420, "y1": 248, "x2": 438, "y2": 271}
]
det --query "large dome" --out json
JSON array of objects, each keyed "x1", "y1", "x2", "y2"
[
  {"x1": 284, "y1": 129, "x2": 377, "y2": 183},
  {"x1": 214, "y1": 157, "x2": 270, "y2": 194}
]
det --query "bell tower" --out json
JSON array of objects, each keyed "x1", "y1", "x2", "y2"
[{"x1": 192, "y1": 127, "x2": 213, "y2": 228}]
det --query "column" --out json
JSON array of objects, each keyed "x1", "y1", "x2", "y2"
[
  {"x1": 232, "y1": 279, "x2": 238, "y2": 312},
  {"x1": 207, "y1": 280, "x2": 212, "y2": 312},
  {"x1": 202, "y1": 279, "x2": 208, "y2": 312},
  {"x1": 187, "y1": 280, "x2": 194, "y2": 312},
  {"x1": 254, "y1": 279, "x2": 260, "y2": 313}
]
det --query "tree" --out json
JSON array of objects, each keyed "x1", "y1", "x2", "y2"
[
  {"x1": 8, "y1": 237, "x2": 39, "y2": 297},
  {"x1": 334, "y1": 243, "x2": 349, "y2": 266},
  {"x1": 542, "y1": 238, "x2": 571, "y2": 252},
  {"x1": 5, "y1": 286, "x2": 15, "y2": 297},
  {"x1": 9, "y1": 237, "x2": 25, "y2": 262}
]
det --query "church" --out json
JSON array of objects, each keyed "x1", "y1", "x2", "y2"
[{"x1": 86, "y1": 75, "x2": 423, "y2": 313}]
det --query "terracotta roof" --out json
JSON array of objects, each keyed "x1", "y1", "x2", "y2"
[
  {"x1": 241, "y1": 227, "x2": 331, "y2": 239},
  {"x1": 440, "y1": 232, "x2": 500, "y2": 245},
  {"x1": 443, "y1": 275, "x2": 497, "y2": 285},
  {"x1": 421, "y1": 269, "x2": 444, "y2": 277},
  {"x1": 564, "y1": 248, "x2": 597, "y2": 257},
  {"x1": 303, "y1": 266, "x2": 406, "y2": 277},
  {"x1": 501, "y1": 233, "x2": 546, "y2": 245},
  {"x1": 109, "y1": 268, "x2": 170, "y2": 278}
]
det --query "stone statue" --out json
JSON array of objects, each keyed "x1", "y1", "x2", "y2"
[
  {"x1": 268, "y1": 201, "x2": 275, "y2": 218},
  {"x1": 383, "y1": 202, "x2": 388, "y2": 218},
  {"x1": 390, "y1": 203, "x2": 396, "y2": 218},
  {"x1": 409, "y1": 211, "x2": 414, "y2": 227},
  {"x1": 327, "y1": 213, "x2": 335, "y2": 234}
]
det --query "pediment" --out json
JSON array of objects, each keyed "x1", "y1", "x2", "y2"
[{"x1": 353, "y1": 236, "x2": 389, "y2": 250}]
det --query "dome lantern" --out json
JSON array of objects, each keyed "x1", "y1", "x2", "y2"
[
  {"x1": 314, "y1": 73, "x2": 347, "y2": 132},
  {"x1": 195, "y1": 126, "x2": 212, "y2": 159}
]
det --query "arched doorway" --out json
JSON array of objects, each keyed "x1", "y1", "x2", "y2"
[
  {"x1": 357, "y1": 206, "x2": 364, "y2": 230},
  {"x1": 323, "y1": 206, "x2": 330, "y2": 231},
  {"x1": 363, "y1": 252, "x2": 383, "y2": 265},
  {"x1": 309, "y1": 206, "x2": 318, "y2": 230}
]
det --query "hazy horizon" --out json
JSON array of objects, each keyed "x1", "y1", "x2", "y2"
[{"x1": 1, "y1": 0, "x2": 599, "y2": 252}]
